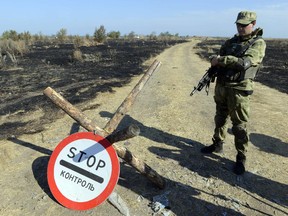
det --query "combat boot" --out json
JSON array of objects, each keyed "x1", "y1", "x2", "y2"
[
  {"x1": 201, "y1": 138, "x2": 223, "y2": 154},
  {"x1": 234, "y1": 153, "x2": 246, "y2": 175}
]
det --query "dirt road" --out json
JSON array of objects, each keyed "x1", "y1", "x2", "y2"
[{"x1": 0, "y1": 39, "x2": 287, "y2": 215}]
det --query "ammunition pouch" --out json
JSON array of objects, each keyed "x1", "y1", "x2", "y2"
[
  {"x1": 220, "y1": 69, "x2": 241, "y2": 82},
  {"x1": 235, "y1": 58, "x2": 251, "y2": 71},
  {"x1": 218, "y1": 64, "x2": 260, "y2": 82}
]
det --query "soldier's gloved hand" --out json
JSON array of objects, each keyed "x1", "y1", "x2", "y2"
[
  {"x1": 209, "y1": 55, "x2": 217, "y2": 61},
  {"x1": 210, "y1": 55, "x2": 220, "y2": 66}
]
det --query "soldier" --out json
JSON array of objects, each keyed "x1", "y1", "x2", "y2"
[{"x1": 201, "y1": 11, "x2": 266, "y2": 175}]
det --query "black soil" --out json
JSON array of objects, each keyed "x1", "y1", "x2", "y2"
[{"x1": 0, "y1": 39, "x2": 186, "y2": 139}]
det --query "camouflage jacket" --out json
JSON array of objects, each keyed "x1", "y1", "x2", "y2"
[{"x1": 216, "y1": 28, "x2": 266, "y2": 92}]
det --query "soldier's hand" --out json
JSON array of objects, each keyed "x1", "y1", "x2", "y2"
[{"x1": 211, "y1": 55, "x2": 220, "y2": 66}]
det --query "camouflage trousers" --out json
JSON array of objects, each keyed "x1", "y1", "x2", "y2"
[{"x1": 213, "y1": 83, "x2": 251, "y2": 156}]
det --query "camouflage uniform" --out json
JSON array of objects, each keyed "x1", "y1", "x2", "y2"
[
  {"x1": 213, "y1": 28, "x2": 266, "y2": 154},
  {"x1": 202, "y1": 11, "x2": 266, "y2": 174}
]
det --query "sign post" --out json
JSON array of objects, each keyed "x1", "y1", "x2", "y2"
[{"x1": 47, "y1": 132, "x2": 119, "y2": 210}]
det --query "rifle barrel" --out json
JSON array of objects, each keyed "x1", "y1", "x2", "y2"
[{"x1": 190, "y1": 87, "x2": 197, "y2": 96}]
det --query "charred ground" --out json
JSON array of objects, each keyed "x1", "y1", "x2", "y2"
[
  {"x1": 0, "y1": 39, "x2": 186, "y2": 139},
  {"x1": 1, "y1": 38, "x2": 287, "y2": 139},
  {"x1": 0, "y1": 37, "x2": 287, "y2": 216}
]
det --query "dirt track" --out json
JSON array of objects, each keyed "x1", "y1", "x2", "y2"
[{"x1": 0, "y1": 39, "x2": 287, "y2": 215}]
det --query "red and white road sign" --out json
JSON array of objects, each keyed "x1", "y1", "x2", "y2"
[{"x1": 47, "y1": 132, "x2": 119, "y2": 210}]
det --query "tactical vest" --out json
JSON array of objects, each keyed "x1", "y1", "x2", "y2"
[{"x1": 220, "y1": 32, "x2": 262, "y2": 82}]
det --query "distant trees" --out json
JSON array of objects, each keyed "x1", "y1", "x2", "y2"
[
  {"x1": 93, "y1": 25, "x2": 106, "y2": 43},
  {"x1": 56, "y1": 28, "x2": 68, "y2": 43},
  {"x1": 127, "y1": 31, "x2": 136, "y2": 40},
  {"x1": 0, "y1": 25, "x2": 185, "y2": 67},
  {"x1": 1, "y1": 27, "x2": 184, "y2": 47},
  {"x1": 107, "y1": 31, "x2": 120, "y2": 39},
  {"x1": 2, "y1": 30, "x2": 19, "y2": 41},
  {"x1": 1, "y1": 30, "x2": 32, "y2": 43},
  {"x1": 158, "y1": 31, "x2": 179, "y2": 40},
  {"x1": 148, "y1": 32, "x2": 157, "y2": 40}
]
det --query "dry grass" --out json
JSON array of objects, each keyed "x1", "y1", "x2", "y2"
[{"x1": 72, "y1": 49, "x2": 83, "y2": 62}]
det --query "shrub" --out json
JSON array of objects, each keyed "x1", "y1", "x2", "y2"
[
  {"x1": 1, "y1": 30, "x2": 18, "y2": 40},
  {"x1": 93, "y1": 25, "x2": 106, "y2": 43},
  {"x1": 0, "y1": 39, "x2": 29, "y2": 66},
  {"x1": 107, "y1": 31, "x2": 121, "y2": 39},
  {"x1": 72, "y1": 49, "x2": 83, "y2": 62},
  {"x1": 18, "y1": 31, "x2": 32, "y2": 44},
  {"x1": 56, "y1": 28, "x2": 68, "y2": 43},
  {"x1": 73, "y1": 35, "x2": 83, "y2": 48}
]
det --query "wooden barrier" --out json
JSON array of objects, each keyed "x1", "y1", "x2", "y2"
[{"x1": 43, "y1": 60, "x2": 165, "y2": 189}]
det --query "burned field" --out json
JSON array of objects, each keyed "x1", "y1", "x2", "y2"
[
  {"x1": 1, "y1": 38, "x2": 287, "y2": 139},
  {"x1": 0, "y1": 39, "x2": 186, "y2": 139},
  {"x1": 194, "y1": 38, "x2": 288, "y2": 94}
]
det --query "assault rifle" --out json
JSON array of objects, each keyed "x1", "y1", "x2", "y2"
[{"x1": 190, "y1": 66, "x2": 218, "y2": 96}]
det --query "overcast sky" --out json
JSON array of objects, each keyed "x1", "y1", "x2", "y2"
[{"x1": 1, "y1": 0, "x2": 287, "y2": 38}]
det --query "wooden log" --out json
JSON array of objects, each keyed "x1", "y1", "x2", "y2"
[
  {"x1": 43, "y1": 87, "x2": 108, "y2": 136},
  {"x1": 43, "y1": 87, "x2": 165, "y2": 189},
  {"x1": 103, "y1": 59, "x2": 161, "y2": 134},
  {"x1": 107, "y1": 126, "x2": 165, "y2": 188},
  {"x1": 106, "y1": 124, "x2": 140, "y2": 144},
  {"x1": 114, "y1": 145, "x2": 165, "y2": 189}
]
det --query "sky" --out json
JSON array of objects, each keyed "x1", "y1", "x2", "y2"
[{"x1": 1, "y1": 0, "x2": 288, "y2": 38}]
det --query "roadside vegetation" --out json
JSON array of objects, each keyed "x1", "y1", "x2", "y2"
[{"x1": 0, "y1": 25, "x2": 187, "y2": 69}]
